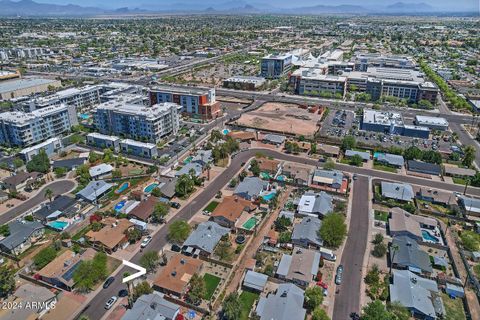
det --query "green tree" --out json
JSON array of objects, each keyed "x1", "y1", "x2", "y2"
[
  {"x1": 361, "y1": 300, "x2": 392, "y2": 320},
  {"x1": 319, "y1": 213, "x2": 347, "y2": 248},
  {"x1": 187, "y1": 273, "x2": 206, "y2": 305},
  {"x1": 126, "y1": 228, "x2": 142, "y2": 244},
  {"x1": 26, "y1": 149, "x2": 51, "y2": 173},
  {"x1": 372, "y1": 243, "x2": 387, "y2": 258},
  {"x1": 132, "y1": 280, "x2": 153, "y2": 302},
  {"x1": 311, "y1": 143, "x2": 317, "y2": 154},
  {"x1": 44, "y1": 188, "x2": 54, "y2": 202},
  {"x1": 278, "y1": 231, "x2": 291, "y2": 243},
  {"x1": 463, "y1": 145, "x2": 476, "y2": 168},
  {"x1": 0, "y1": 265, "x2": 15, "y2": 298},
  {"x1": 305, "y1": 286, "x2": 324, "y2": 311},
  {"x1": 403, "y1": 146, "x2": 423, "y2": 161},
  {"x1": 349, "y1": 154, "x2": 363, "y2": 166},
  {"x1": 151, "y1": 187, "x2": 162, "y2": 197},
  {"x1": 175, "y1": 174, "x2": 195, "y2": 197},
  {"x1": 0, "y1": 225, "x2": 10, "y2": 237},
  {"x1": 312, "y1": 307, "x2": 330, "y2": 320},
  {"x1": 112, "y1": 169, "x2": 122, "y2": 179},
  {"x1": 168, "y1": 220, "x2": 191, "y2": 243},
  {"x1": 54, "y1": 167, "x2": 67, "y2": 177},
  {"x1": 387, "y1": 302, "x2": 410, "y2": 320},
  {"x1": 421, "y1": 150, "x2": 442, "y2": 165},
  {"x1": 274, "y1": 216, "x2": 292, "y2": 232},
  {"x1": 324, "y1": 158, "x2": 335, "y2": 170},
  {"x1": 88, "y1": 151, "x2": 100, "y2": 164},
  {"x1": 34, "y1": 247, "x2": 57, "y2": 269},
  {"x1": 13, "y1": 158, "x2": 24, "y2": 169},
  {"x1": 152, "y1": 202, "x2": 169, "y2": 223},
  {"x1": 215, "y1": 238, "x2": 234, "y2": 261},
  {"x1": 222, "y1": 292, "x2": 242, "y2": 320},
  {"x1": 76, "y1": 164, "x2": 91, "y2": 185},
  {"x1": 103, "y1": 149, "x2": 114, "y2": 162},
  {"x1": 372, "y1": 233, "x2": 384, "y2": 245},
  {"x1": 73, "y1": 252, "x2": 108, "y2": 293},
  {"x1": 250, "y1": 159, "x2": 260, "y2": 176},
  {"x1": 139, "y1": 251, "x2": 159, "y2": 273},
  {"x1": 341, "y1": 135, "x2": 356, "y2": 151}
]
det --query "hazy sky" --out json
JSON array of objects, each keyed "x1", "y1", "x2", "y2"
[{"x1": 34, "y1": 0, "x2": 479, "y2": 11}]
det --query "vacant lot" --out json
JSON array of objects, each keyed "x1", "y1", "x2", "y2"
[{"x1": 234, "y1": 102, "x2": 323, "y2": 137}]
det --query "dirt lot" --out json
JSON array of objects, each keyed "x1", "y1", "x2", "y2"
[{"x1": 234, "y1": 102, "x2": 323, "y2": 137}]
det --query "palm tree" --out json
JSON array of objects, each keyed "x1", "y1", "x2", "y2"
[
  {"x1": 44, "y1": 188, "x2": 54, "y2": 202},
  {"x1": 205, "y1": 163, "x2": 211, "y2": 181}
]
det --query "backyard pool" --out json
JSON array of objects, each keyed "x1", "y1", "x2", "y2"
[
  {"x1": 183, "y1": 156, "x2": 193, "y2": 164},
  {"x1": 262, "y1": 191, "x2": 277, "y2": 201},
  {"x1": 115, "y1": 200, "x2": 126, "y2": 212},
  {"x1": 242, "y1": 217, "x2": 257, "y2": 230},
  {"x1": 422, "y1": 230, "x2": 440, "y2": 243},
  {"x1": 48, "y1": 221, "x2": 69, "y2": 231},
  {"x1": 115, "y1": 182, "x2": 130, "y2": 194},
  {"x1": 144, "y1": 183, "x2": 159, "y2": 193},
  {"x1": 373, "y1": 152, "x2": 383, "y2": 159},
  {"x1": 260, "y1": 172, "x2": 271, "y2": 180},
  {"x1": 277, "y1": 175, "x2": 286, "y2": 181},
  {"x1": 222, "y1": 129, "x2": 230, "y2": 135}
]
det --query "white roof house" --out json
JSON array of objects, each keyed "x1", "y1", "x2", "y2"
[{"x1": 89, "y1": 163, "x2": 114, "y2": 178}]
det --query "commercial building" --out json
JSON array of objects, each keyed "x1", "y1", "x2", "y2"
[
  {"x1": 0, "y1": 70, "x2": 20, "y2": 81},
  {"x1": 414, "y1": 116, "x2": 449, "y2": 131},
  {"x1": 361, "y1": 109, "x2": 430, "y2": 138},
  {"x1": 119, "y1": 139, "x2": 158, "y2": 159},
  {"x1": 19, "y1": 137, "x2": 63, "y2": 162},
  {"x1": 86, "y1": 132, "x2": 121, "y2": 152},
  {"x1": 290, "y1": 68, "x2": 346, "y2": 97},
  {"x1": 353, "y1": 53, "x2": 415, "y2": 71},
  {"x1": 94, "y1": 101, "x2": 181, "y2": 143},
  {"x1": 223, "y1": 76, "x2": 266, "y2": 90},
  {"x1": 150, "y1": 85, "x2": 221, "y2": 121},
  {"x1": 261, "y1": 53, "x2": 293, "y2": 79},
  {"x1": 0, "y1": 103, "x2": 78, "y2": 146},
  {"x1": 0, "y1": 77, "x2": 61, "y2": 100}
]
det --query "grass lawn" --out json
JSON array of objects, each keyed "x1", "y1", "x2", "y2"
[
  {"x1": 128, "y1": 169, "x2": 144, "y2": 175},
  {"x1": 442, "y1": 293, "x2": 466, "y2": 320},
  {"x1": 452, "y1": 177, "x2": 467, "y2": 185},
  {"x1": 373, "y1": 163, "x2": 397, "y2": 173},
  {"x1": 239, "y1": 291, "x2": 259, "y2": 320},
  {"x1": 203, "y1": 273, "x2": 221, "y2": 300},
  {"x1": 204, "y1": 201, "x2": 220, "y2": 213},
  {"x1": 374, "y1": 210, "x2": 389, "y2": 222}
]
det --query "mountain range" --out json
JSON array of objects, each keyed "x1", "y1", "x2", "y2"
[{"x1": 0, "y1": 0, "x2": 476, "y2": 16}]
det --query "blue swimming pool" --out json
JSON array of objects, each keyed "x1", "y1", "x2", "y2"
[
  {"x1": 144, "y1": 183, "x2": 159, "y2": 193},
  {"x1": 48, "y1": 221, "x2": 69, "y2": 230},
  {"x1": 277, "y1": 175, "x2": 286, "y2": 181},
  {"x1": 115, "y1": 200, "x2": 126, "y2": 212},
  {"x1": 222, "y1": 129, "x2": 230, "y2": 135},
  {"x1": 78, "y1": 113, "x2": 90, "y2": 120},
  {"x1": 262, "y1": 191, "x2": 277, "y2": 201},
  {"x1": 422, "y1": 230, "x2": 440, "y2": 243},
  {"x1": 115, "y1": 182, "x2": 130, "y2": 194},
  {"x1": 373, "y1": 152, "x2": 383, "y2": 159}
]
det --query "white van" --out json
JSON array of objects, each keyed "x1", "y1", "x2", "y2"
[{"x1": 320, "y1": 248, "x2": 337, "y2": 261}]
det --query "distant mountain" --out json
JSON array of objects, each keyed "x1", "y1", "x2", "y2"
[
  {"x1": 282, "y1": 4, "x2": 369, "y2": 14},
  {"x1": 0, "y1": 0, "x2": 106, "y2": 16},
  {"x1": 385, "y1": 2, "x2": 435, "y2": 12}
]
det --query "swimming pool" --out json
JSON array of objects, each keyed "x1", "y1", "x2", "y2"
[
  {"x1": 78, "y1": 113, "x2": 90, "y2": 120},
  {"x1": 115, "y1": 182, "x2": 130, "y2": 194},
  {"x1": 373, "y1": 152, "x2": 383, "y2": 159},
  {"x1": 277, "y1": 175, "x2": 286, "y2": 181},
  {"x1": 222, "y1": 129, "x2": 230, "y2": 135},
  {"x1": 262, "y1": 191, "x2": 277, "y2": 201},
  {"x1": 114, "y1": 200, "x2": 126, "y2": 212},
  {"x1": 260, "y1": 172, "x2": 271, "y2": 180},
  {"x1": 422, "y1": 230, "x2": 440, "y2": 243},
  {"x1": 183, "y1": 156, "x2": 193, "y2": 164},
  {"x1": 242, "y1": 217, "x2": 257, "y2": 230},
  {"x1": 144, "y1": 183, "x2": 159, "y2": 193},
  {"x1": 48, "y1": 221, "x2": 69, "y2": 230}
]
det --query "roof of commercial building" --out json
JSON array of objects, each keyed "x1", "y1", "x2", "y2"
[
  {"x1": 183, "y1": 221, "x2": 229, "y2": 254},
  {"x1": 0, "y1": 77, "x2": 59, "y2": 94},
  {"x1": 154, "y1": 254, "x2": 203, "y2": 295},
  {"x1": 243, "y1": 270, "x2": 268, "y2": 292},
  {"x1": 0, "y1": 220, "x2": 44, "y2": 251},
  {"x1": 76, "y1": 180, "x2": 113, "y2": 202},
  {"x1": 381, "y1": 181, "x2": 414, "y2": 201},
  {"x1": 297, "y1": 191, "x2": 333, "y2": 216},
  {"x1": 122, "y1": 292, "x2": 180, "y2": 320},
  {"x1": 256, "y1": 283, "x2": 306, "y2": 320},
  {"x1": 120, "y1": 139, "x2": 157, "y2": 149},
  {"x1": 415, "y1": 116, "x2": 449, "y2": 127},
  {"x1": 151, "y1": 84, "x2": 213, "y2": 96},
  {"x1": 363, "y1": 109, "x2": 404, "y2": 126},
  {"x1": 292, "y1": 216, "x2": 323, "y2": 247},
  {"x1": 391, "y1": 236, "x2": 433, "y2": 274}
]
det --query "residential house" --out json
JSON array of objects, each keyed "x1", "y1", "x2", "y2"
[
  {"x1": 296, "y1": 191, "x2": 333, "y2": 218},
  {"x1": 182, "y1": 221, "x2": 229, "y2": 256},
  {"x1": 2, "y1": 171, "x2": 42, "y2": 192},
  {"x1": 276, "y1": 247, "x2": 320, "y2": 288},
  {"x1": 416, "y1": 188, "x2": 456, "y2": 206},
  {"x1": 89, "y1": 163, "x2": 113, "y2": 180},
  {"x1": 458, "y1": 195, "x2": 480, "y2": 216},
  {"x1": 317, "y1": 144, "x2": 340, "y2": 157},
  {"x1": 0, "y1": 190, "x2": 8, "y2": 202},
  {"x1": 175, "y1": 162, "x2": 203, "y2": 178},
  {"x1": 390, "y1": 269, "x2": 445, "y2": 320},
  {"x1": 33, "y1": 195, "x2": 77, "y2": 222},
  {"x1": 157, "y1": 176, "x2": 178, "y2": 199},
  {"x1": 127, "y1": 196, "x2": 158, "y2": 222},
  {"x1": 38, "y1": 248, "x2": 97, "y2": 291},
  {"x1": 443, "y1": 164, "x2": 476, "y2": 179},
  {"x1": 278, "y1": 210, "x2": 295, "y2": 223},
  {"x1": 390, "y1": 236, "x2": 433, "y2": 275},
  {"x1": 121, "y1": 292, "x2": 180, "y2": 320},
  {"x1": 85, "y1": 218, "x2": 134, "y2": 253},
  {"x1": 227, "y1": 131, "x2": 256, "y2": 142},
  {"x1": 243, "y1": 270, "x2": 268, "y2": 292},
  {"x1": 345, "y1": 149, "x2": 371, "y2": 161},
  {"x1": 76, "y1": 180, "x2": 113, "y2": 203},
  {"x1": 3, "y1": 283, "x2": 57, "y2": 319},
  {"x1": 52, "y1": 157, "x2": 87, "y2": 172},
  {"x1": 257, "y1": 159, "x2": 281, "y2": 174},
  {"x1": 381, "y1": 181, "x2": 414, "y2": 202},
  {"x1": 388, "y1": 207, "x2": 437, "y2": 242},
  {"x1": 282, "y1": 163, "x2": 311, "y2": 186},
  {"x1": 0, "y1": 220, "x2": 44, "y2": 254},
  {"x1": 153, "y1": 254, "x2": 203, "y2": 298},
  {"x1": 233, "y1": 177, "x2": 268, "y2": 201},
  {"x1": 191, "y1": 150, "x2": 213, "y2": 166},
  {"x1": 211, "y1": 196, "x2": 256, "y2": 228},
  {"x1": 407, "y1": 160, "x2": 442, "y2": 176},
  {"x1": 311, "y1": 169, "x2": 343, "y2": 189},
  {"x1": 262, "y1": 134, "x2": 286, "y2": 146},
  {"x1": 265, "y1": 229, "x2": 278, "y2": 246},
  {"x1": 291, "y1": 217, "x2": 323, "y2": 248},
  {"x1": 255, "y1": 283, "x2": 306, "y2": 320},
  {"x1": 375, "y1": 153, "x2": 405, "y2": 168}
]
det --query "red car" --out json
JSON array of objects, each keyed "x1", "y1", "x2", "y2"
[{"x1": 316, "y1": 281, "x2": 328, "y2": 289}]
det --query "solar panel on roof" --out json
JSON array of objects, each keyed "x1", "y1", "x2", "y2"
[{"x1": 62, "y1": 261, "x2": 82, "y2": 281}]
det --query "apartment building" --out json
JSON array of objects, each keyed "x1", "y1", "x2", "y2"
[
  {"x1": 94, "y1": 101, "x2": 181, "y2": 143},
  {"x1": 149, "y1": 85, "x2": 220, "y2": 121},
  {"x1": 0, "y1": 104, "x2": 77, "y2": 146}
]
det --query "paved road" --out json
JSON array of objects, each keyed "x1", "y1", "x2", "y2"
[
  {"x1": 80, "y1": 147, "x2": 480, "y2": 320},
  {"x1": 333, "y1": 176, "x2": 370, "y2": 320},
  {"x1": 0, "y1": 180, "x2": 76, "y2": 225}
]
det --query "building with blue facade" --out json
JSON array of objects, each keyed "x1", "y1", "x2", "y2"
[
  {"x1": 119, "y1": 139, "x2": 158, "y2": 159},
  {"x1": 0, "y1": 104, "x2": 78, "y2": 147},
  {"x1": 94, "y1": 101, "x2": 181, "y2": 143},
  {"x1": 362, "y1": 109, "x2": 429, "y2": 138},
  {"x1": 261, "y1": 53, "x2": 293, "y2": 79},
  {"x1": 86, "y1": 132, "x2": 120, "y2": 152}
]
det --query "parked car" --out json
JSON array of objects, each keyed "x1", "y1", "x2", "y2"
[
  {"x1": 170, "y1": 202, "x2": 181, "y2": 209},
  {"x1": 118, "y1": 289, "x2": 128, "y2": 298},
  {"x1": 171, "y1": 244, "x2": 182, "y2": 252},
  {"x1": 103, "y1": 276, "x2": 115, "y2": 289},
  {"x1": 335, "y1": 265, "x2": 344, "y2": 285},
  {"x1": 105, "y1": 296, "x2": 118, "y2": 310},
  {"x1": 140, "y1": 236, "x2": 152, "y2": 248}
]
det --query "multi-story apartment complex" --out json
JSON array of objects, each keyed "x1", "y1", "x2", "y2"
[
  {"x1": 94, "y1": 101, "x2": 181, "y2": 143},
  {"x1": 0, "y1": 104, "x2": 78, "y2": 146},
  {"x1": 261, "y1": 53, "x2": 293, "y2": 79},
  {"x1": 353, "y1": 53, "x2": 416, "y2": 71},
  {"x1": 149, "y1": 85, "x2": 221, "y2": 121},
  {"x1": 290, "y1": 68, "x2": 346, "y2": 97},
  {"x1": 0, "y1": 47, "x2": 50, "y2": 61}
]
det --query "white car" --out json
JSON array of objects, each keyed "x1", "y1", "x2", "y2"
[
  {"x1": 105, "y1": 296, "x2": 118, "y2": 310},
  {"x1": 141, "y1": 236, "x2": 152, "y2": 248}
]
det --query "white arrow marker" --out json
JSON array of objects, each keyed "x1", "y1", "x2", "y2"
[{"x1": 122, "y1": 260, "x2": 146, "y2": 283}]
